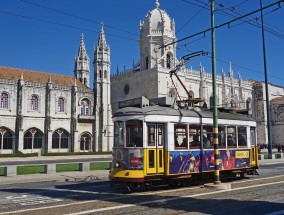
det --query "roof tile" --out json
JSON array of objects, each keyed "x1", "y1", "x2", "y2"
[{"x1": 0, "y1": 66, "x2": 89, "y2": 89}]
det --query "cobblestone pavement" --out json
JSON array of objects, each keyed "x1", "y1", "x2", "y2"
[{"x1": 0, "y1": 175, "x2": 283, "y2": 215}]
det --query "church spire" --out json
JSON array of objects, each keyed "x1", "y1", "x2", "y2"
[
  {"x1": 78, "y1": 34, "x2": 87, "y2": 56},
  {"x1": 74, "y1": 33, "x2": 90, "y2": 87},
  {"x1": 228, "y1": 61, "x2": 233, "y2": 79},
  {"x1": 97, "y1": 23, "x2": 107, "y2": 48},
  {"x1": 93, "y1": 23, "x2": 112, "y2": 152}
]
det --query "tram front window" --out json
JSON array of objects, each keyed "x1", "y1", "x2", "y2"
[
  {"x1": 114, "y1": 121, "x2": 124, "y2": 147},
  {"x1": 126, "y1": 120, "x2": 143, "y2": 147}
]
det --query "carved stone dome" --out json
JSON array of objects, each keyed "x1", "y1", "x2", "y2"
[{"x1": 140, "y1": 0, "x2": 175, "y2": 38}]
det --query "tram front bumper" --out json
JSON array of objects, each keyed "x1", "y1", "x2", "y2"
[{"x1": 109, "y1": 169, "x2": 145, "y2": 183}]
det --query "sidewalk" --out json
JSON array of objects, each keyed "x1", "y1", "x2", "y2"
[
  {"x1": 0, "y1": 154, "x2": 111, "y2": 162},
  {"x1": 0, "y1": 169, "x2": 110, "y2": 186},
  {"x1": 0, "y1": 156, "x2": 283, "y2": 186},
  {"x1": 259, "y1": 157, "x2": 284, "y2": 165}
]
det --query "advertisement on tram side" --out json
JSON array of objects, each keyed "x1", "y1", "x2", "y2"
[
  {"x1": 169, "y1": 149, "x2": 251, "y2": 174},
  {"x1": 219, "y1": 150, "x2": 250, "y2": 169}
]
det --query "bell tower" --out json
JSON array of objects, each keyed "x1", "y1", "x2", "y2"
[
  {"x1": 93, "y1": 23, "x2": 112, "y2": 152},
  {"x1": 74, "y1": 34, "x2": 90, "y2": 87},
  {"x1": 139, "y1": 0, "x2": 177, "y2": 70}
]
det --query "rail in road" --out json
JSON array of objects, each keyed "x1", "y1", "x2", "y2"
[{"x1": 0, "y1": 173, "x2": 283, "y2": 215}]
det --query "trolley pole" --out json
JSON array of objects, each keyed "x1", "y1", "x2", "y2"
[
  {"x1": 260, "y1": 0, "x2": 273, "y2": 157},
  {"x1": 210, "y1": 0, "x2": 221, "y2": 184}
]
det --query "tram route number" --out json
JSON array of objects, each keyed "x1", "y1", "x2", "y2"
[{"x1": 6, "y1": 194, "x2": 63, "y2": 206}]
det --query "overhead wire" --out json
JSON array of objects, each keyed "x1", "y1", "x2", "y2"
[
  {"x1": 177, "y1": 0, "x2": 209, "y2": 34},
  {"x1": 177, "y1": 45, "x2": 284, "y2": 81},
  {"x1": 180, "y1": 0, "x2": 284, "y2": 40},
  {"x1": 176, "y1": 0, "x2": 284, "y2": 81},
  {"x1": 0, "y1": 10, "x2": 137, "y2": 42},
  {"x1": 19, "y1": 0, "x2": 138, "y2": 36}
]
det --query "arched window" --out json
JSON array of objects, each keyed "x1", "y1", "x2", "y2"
[
  {"x1": 31, "y1": 95, "x2": 39, "y2": 111},
  {"x1": 24, "y1": 128, "x2": 43, "y2": 149},
  {"x1": 99, "y1": 70, "x2": 102, "y2": 79},
  {"x1": 84, "y1": 78, "x2": 87, "y2": 85},
  {"x1": 52, "y1": 129, "x2": 69, "y2": 149},
  {"x1": 146, "y1": 57, "x2": 149, "y2": 70},
  {"x1": 81, "y1": 99, "x2": 90, "y2": 115},
  {"x1": 169, "y1": 88, "x2": 177, "y2": 98},
  {"x1": 230, "y1": 100, "x2": 236, "y2": 108},
  {"x1": 58, "y1": 97, "x2": 64, "y2": 112},
  {"x1": 246, "y1": 98, "x2": 252, "y2": 110},
  {"x1": 210, "y1": 96, "x2": 214, "y2": 107},
  {"x1": 104, "y1": 70, "x2": 107, "y2": 79},
  {"x1": 0, "y1": 128, "x2": 13, "y2": 150},
  {"x1": 189, "y1": 90, "x2": 194, "y2": 98},
  {"x1": 0, "y1": 92, "x2": 9, "y2": 109},
  {"x1": 166, "y1": 54, "x2": 171, "y2": 69},
  {"x1": 80, "y1": 133, "x2": 91, "y2": 151},
  {"x1": 52, "y1": 132, "x2": 59, "y2": 149}
]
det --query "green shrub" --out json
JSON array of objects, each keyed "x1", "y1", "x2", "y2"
[
  {"x1": 56, "y1": 163, "x2": 80, "y2": 172},
  {"x1": 17, "y1": 165, "x2": 45, "y2": 175},
  {"x1": 90, "y1": 162, "x2": 111, "y2": 170},
  {"x1": 0, "y1": 167, "x2": 4, "y2": 176}
]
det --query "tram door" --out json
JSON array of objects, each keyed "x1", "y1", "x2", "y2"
[{"x1": 146, "y1": 124, "x2": 165, "y2": 175}]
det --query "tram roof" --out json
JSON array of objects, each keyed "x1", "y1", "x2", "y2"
[{"x1": 113, "y1": 106, "x2": 255, "y2": 121}]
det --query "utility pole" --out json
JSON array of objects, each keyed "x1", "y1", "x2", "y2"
[
  {"x1": 210, "y1": 0, "x2": 220, "y2": 184},
  {"x1": 260, "y1": 0, "x2": 273, "y2": 157}
]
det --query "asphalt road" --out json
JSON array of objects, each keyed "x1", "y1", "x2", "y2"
[{"x1": 0, "y1": 163, "x2": 283, "y2": 215}]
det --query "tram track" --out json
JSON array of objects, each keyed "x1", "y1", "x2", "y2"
[{"x1": 0, "y1": 175, "x2": 283, "y2": 215}]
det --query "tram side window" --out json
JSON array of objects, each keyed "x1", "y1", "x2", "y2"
[
  {"x1": 227, "y1": 126, "x2": 236, "y2": 147},
  {"x1": 114, "y1": 121, "x2": 124, "y2": 147},
  {"x1": 174, "y1": 124, "x2": 188, "y2": 149},
  {"x1": 203, "y1": 125, "x2": 213, "y2": 148},
  {"x1": 188, "y1": 124, "x2": 200, "y2": 148},
  {"x1": 126, "y1": 120, "x2": 143, "y2": 147},
  {"x1": 157, "y1": 125, "x2": 164, "y2": 146},
  {"x1": 148, "y1": 125, "x2": 155, "y2": 146},
  {"x1": 238, "y1": 127, "x2": 247, "y2": 147},
  {"x1": 218, "y1": 126, "x2": 226, "y2": 147},
  {"x1": 250, "y1": 127, "x2": 256, "y2": 146}
]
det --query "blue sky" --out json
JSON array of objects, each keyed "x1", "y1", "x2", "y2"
[{"x1": 0, "y1": 0, "x2": 284, "y2": 87}]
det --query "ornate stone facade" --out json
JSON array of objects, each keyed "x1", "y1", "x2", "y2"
[
  {"x1": 110, "y1": 1, "x2": 284, "y2": 146},
  {"x1": 0, "y1": 25, "x2": 113, "y2": 154},
  {"x1": 111, "y1": 1, "x2": 252, "y2": 112},
  {"x1": 252, "y1": 81, "x2": 284, "y2": 145}
]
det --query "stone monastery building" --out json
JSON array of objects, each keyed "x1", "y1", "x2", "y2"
[
  {"x1": 0, "y1": 1, "x2": 283, "y2": 155},
  {"x1": 110, "y1": 1, "x2": 284, "y2": 146},
  {"x1": 0, "y1": 25, "x2": 113, "y2": 154}
]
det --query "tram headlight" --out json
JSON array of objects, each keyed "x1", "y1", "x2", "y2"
[{"x1": 115, "y1": 161, "x2": 121, "y2": 168}]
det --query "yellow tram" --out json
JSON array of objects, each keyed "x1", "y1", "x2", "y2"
[{"x1": 109, "y1": 97, "x2": 259, "y2": 190}]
